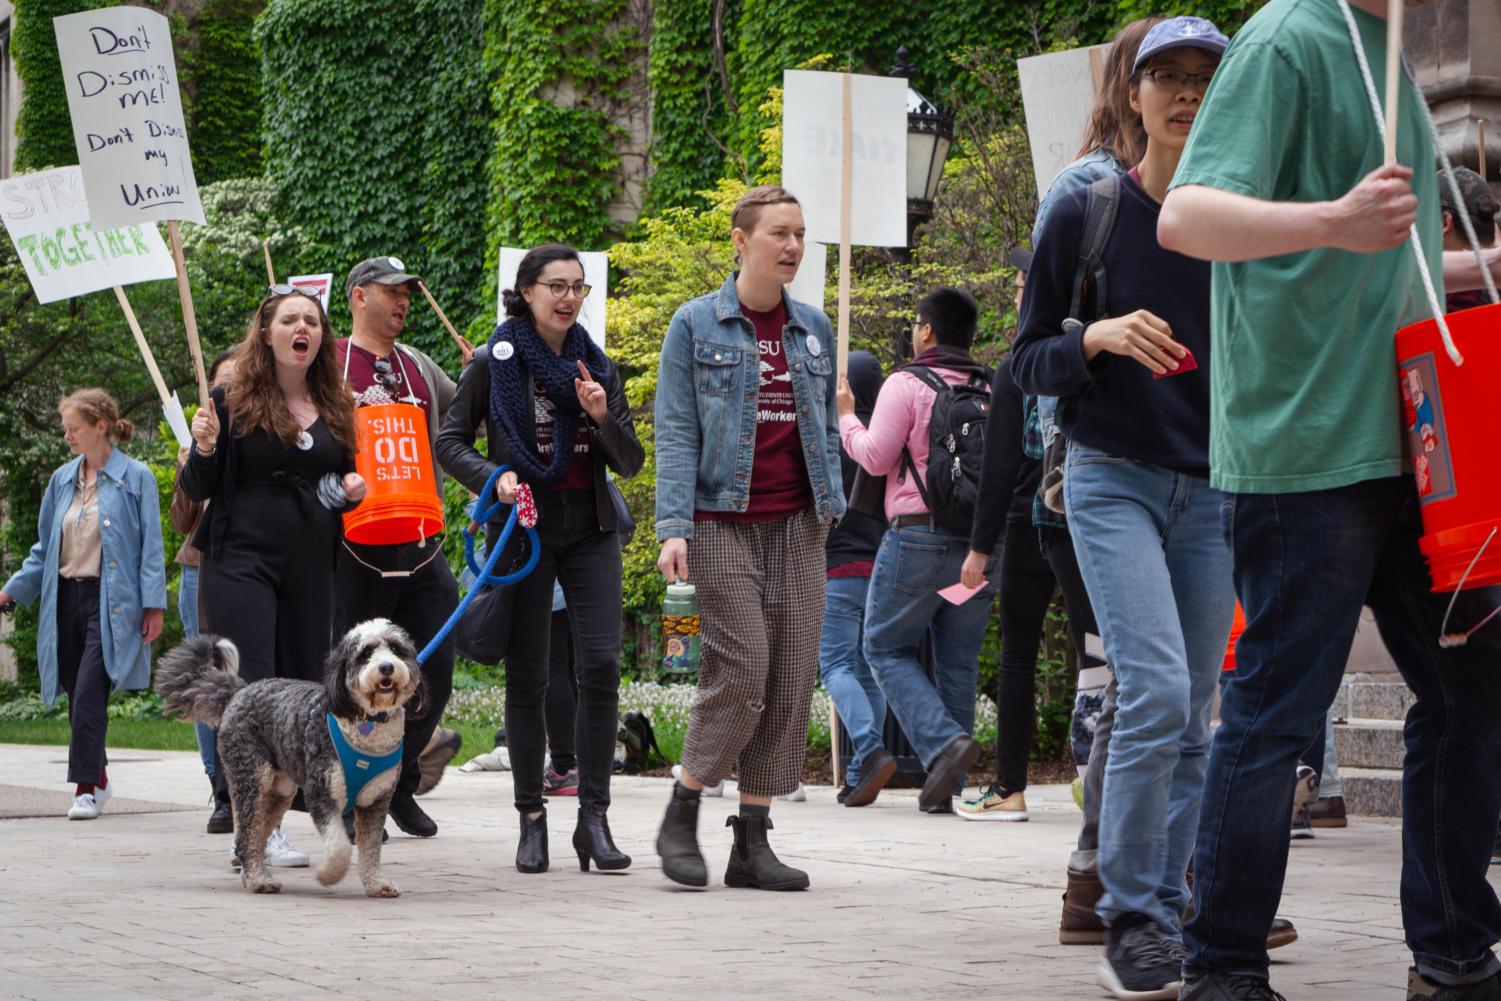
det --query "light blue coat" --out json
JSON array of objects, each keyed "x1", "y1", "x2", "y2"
[{"x1": 4, "y1": 448, "x2": 168, "y2": 704}]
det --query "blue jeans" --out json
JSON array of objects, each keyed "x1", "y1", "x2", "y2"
[
  {"x1": 820, "y1": 575, "x2": 886, "y2": 786},
  {"x1": 1186, "y1": 476, "x2": 1501, "y2": 986},
  {"x1": 863, "y1": 525, "x2": 997, "y2": 774},
  {"x1": 1063, "y1": 443, "x2": 1236, "y2": 931},
  {"x1": 177, "y1": 564, "x2": 215, "y2": 779}
]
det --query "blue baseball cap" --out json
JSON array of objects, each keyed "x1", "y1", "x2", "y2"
[{"x1": 1133, "y1": 16, "x2": 1229, "y2": 72}]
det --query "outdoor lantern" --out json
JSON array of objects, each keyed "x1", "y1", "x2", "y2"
[{"x1": 890, "y1": 46, "x2": 956, "y2": 247}]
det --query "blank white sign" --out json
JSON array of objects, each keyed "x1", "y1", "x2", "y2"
[{"x1": 497, "y1": 248, "x2": 608, "y2": 350}]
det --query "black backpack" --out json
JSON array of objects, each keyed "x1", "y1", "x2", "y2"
[{"x1": 899, "y1": 363, "x2": 992, "y2": 534}]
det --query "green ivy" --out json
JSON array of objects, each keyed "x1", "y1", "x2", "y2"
[
  {"x1": 257, "y1": 0, "x2": 489, "y2": 368},
  {"x1": 179, "y1": 0, "x2": 265, "y2": 185},
  {"x1": 12, "y1": 0, "x2": 118, "y2": 172},
  {"x1": 643, "y1": 0, "x2": 737, "y2": 214}
]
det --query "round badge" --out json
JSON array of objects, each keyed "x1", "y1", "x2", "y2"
[
  {"x1": 296, "y1": 430, "x2": 314, "y2": 452},
  {"x1": 387, "y1": 256, "x2": 405, "y2": 271},
  {"x1": 495, "y1": 341, "x2": 515, "y2": 361},
  {"x1": 806, "y1": 334, "x2": 822, "y2": 357}
]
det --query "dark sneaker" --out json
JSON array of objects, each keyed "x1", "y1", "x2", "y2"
[
  {"x1": 543, "y1": 766, "x2": 579, "y2": 796},
  {"x1": 1407, "y1": 967, "x2": 1501, "y2": 1000},
  {"x1": 1097, "y1": 912, "x2": 1183, "y2": 1000},
  {"x1": 1290, "y1": 805, "x2": 1315, "y2": 839},
  {"x1": 1179, "y1": 972, "x2": 1288, "y2": 1000},
  {"x1": 1307, "y1": 794, "x2": 1347, "y2": 828},
  {"x1": 835, "y1": 782, "x2": 854, "y2": 805},
  {"x1": 920, "y1": 797, "x2": 953, "y2": 815}
]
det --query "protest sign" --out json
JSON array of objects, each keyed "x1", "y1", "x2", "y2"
[
  {"x1": 54, "y1": 8, "x2": 203, "y2": 229},
  {"x1": 497, "y1": 248, "x2": 608, "y2": 350},
  {"x1": 1017, "y1": 44, "x2": 1109, "y2": 200},
  {"x1": 781, "y1": 70, "x2": 907, "y2": 248},
  {"x1": 287, "y1": 273, "x2": 334, "y2": 315},
  {"x1": 0, "y1": 166, "x2": 174, "y2": 303},
  {"x1": 786, "y1": 241, "x2": 827, "y2": 312}
]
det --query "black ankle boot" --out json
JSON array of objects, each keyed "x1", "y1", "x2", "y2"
[
  {"x1": 724, "y1": 812, "x2": 809, "y2": 891},
  {"x1": 516, "y1": 809, "x2": 548, "y2": 873},
  {"x1": 388, "y1": 792, "x2": 438, "y2": 838},
  {"x1": 573, "y1": 809, "x2": 631, "y2": 871},
  {"x1": 655, "y1": 783, "x2": 707, "y2": 887},
  {"x1": 206, "y1": 789, "x2": 233, "y2": 835}
]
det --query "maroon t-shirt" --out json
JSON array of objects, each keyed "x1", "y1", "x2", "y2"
[
  {"x1": 697, "y1": 300, "x2": 812, "y2": 522},
  {"x1": 533, "y1": 383, "x2": 594, "y2": 491},
  {"x1": 339, "y1": 341, "x2": 433, "y2": 419}
]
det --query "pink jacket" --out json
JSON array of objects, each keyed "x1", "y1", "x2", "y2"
[{"x1": 839, "y1": 366, "x2": 973, "y2": 519}]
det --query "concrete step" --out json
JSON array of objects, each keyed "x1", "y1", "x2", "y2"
[
  {"x1": 1339, "y1": 766, "x2": 1402, "y2": 818},
  {"x1": 1331, "y1": 677, "x2": 1413, "y2": 723},
  {"x1": 1333, "y1": 718, "x2": 1405, "y2": 770}
]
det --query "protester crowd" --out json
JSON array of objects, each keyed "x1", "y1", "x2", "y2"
[{"x1": 3, "y1": 2, "x2": 1501, "y2": 999}]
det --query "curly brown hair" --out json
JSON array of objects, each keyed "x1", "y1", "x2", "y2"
[
  {"x1": 1076, "y1": 17, "x2": 1165, "y2": 169},
  {"x1": 225, "y1": 292, "x2": 356, "y2": 452}
]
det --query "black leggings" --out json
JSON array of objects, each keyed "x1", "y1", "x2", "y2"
[
  {"x1": 545, "y1": 607, "x2": 578, "y2": 773},
  {"x1": 994, "y1": 520, "x2": 1058, "y2": 793}
]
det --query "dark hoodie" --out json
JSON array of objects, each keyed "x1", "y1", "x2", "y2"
[{"x1": 826, "y1": 350, "x2": 887, "y2": 572}]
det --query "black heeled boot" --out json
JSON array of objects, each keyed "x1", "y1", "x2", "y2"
[
  {"x1": 573, "y1": 809, "x2": 631, "y2": 871},
  {"x1": 516, "y1": 808, "x2": 549, "y2": 873},
  {"x1": 724, "y1": 810, "x2": 809, "y2": 891},
  {"x1": 655, "y1": 782, "x2": 708, "y2": 887}
]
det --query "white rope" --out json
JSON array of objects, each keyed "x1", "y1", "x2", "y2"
[{"x1": 1336, "y1": 0, "x2": 1464, "y2": 365}]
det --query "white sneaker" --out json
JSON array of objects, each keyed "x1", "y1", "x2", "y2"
[
  {"x1": 777, "y1": 783, "x2": 807, "y2": 802},
  {"x1": 459, "y1": 746, "x2": 512, "y2": 772},
  {"x1": 67, "y1": 793, "x2": 100, "y2": 820},
  {"x1": 264, "y1": 828, "x2": 310, "y2": 867},
  {"x1": 94, "y1": 779, "x2": 113, "y2": 813},
  {"x1": 671, "y1": 763, "x2": 724, "y2": 797}
]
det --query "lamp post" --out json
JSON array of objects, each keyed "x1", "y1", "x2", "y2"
[{"x1": 890, "y1": 45, "x2": 957, "y2": 254}]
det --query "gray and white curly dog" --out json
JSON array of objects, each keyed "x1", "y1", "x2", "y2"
[{"x1": 156, "y1": 619, "x2": 425, "y2": 897}]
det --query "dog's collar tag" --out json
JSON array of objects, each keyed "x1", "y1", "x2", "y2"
[
  {"x1": 326, "y1": 713, "x2": 404, "y2": 815},
  {"x1": 357, "y1": 720, "x2": 375, "y2": 736}
]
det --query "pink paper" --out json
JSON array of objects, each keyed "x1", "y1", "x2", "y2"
[{"x1": 938, "y1": 580, "x2": 986, "y2": 605}]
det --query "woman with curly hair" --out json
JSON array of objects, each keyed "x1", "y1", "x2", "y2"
[{"x1": 180, "y1": 286, "x2": 366, "y2": 862}]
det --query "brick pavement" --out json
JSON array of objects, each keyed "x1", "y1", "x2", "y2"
[{"x1": 1, "y1": 741, "x2": 1481, "y2": 1001}]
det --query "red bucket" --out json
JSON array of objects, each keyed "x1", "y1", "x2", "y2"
[
  {"x1": 1395, "y1": 302, "x2": 1501, "y2": 592},
  {"x1": 342, "y1": 404, "x2": 444, "y2": 545},
  {"x1": 1221, "y1": 603, "x2": 1245, "y2": 672}
]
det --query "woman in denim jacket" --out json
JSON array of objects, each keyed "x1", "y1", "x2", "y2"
[
  {"x1": 653, "y1": 184, "x2": 844, "y2": 891},
  {"x1": 1, "y1": 389, "x2": 167, "y2": 820}
]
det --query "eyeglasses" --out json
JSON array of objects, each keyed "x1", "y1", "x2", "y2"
[
  {"x1": 1141, "y1": 68, "x2": 1215, "y2": 92},
  {"x1": 535, "y1": 280, "x2": 591, "y2": 299},
  {"x1": 373, "y1": 356, "x2": 402, "y2": 394},
  {"x1": 267, "y1": 283, "x2": 323, "y2": 298}
]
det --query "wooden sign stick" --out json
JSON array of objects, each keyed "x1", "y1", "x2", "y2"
[
  {"x1": 836, "y1": 71, "x2": 853, "y2": 377},
  {"x1": 113, "y1": 285, "x2": 174, "y2": 411},
  {"x1": 166, "y1": 220, "x2": 210, "y2": 411},
  {"x1": 262, "y1": 240, "x2": 275, "y2": 284},
  {"x1": 1383, "y1": 0, "x2": 1403, "y2": 164},
  {"x1": 417, "y1": 280, "x2": 472, "y2": 354}
]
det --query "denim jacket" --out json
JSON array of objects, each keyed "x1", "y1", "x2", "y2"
[
  {"x1": 3, "y1": 449, "x2": 167, "y2": 704},
  {"x1": 654, "y1": 273, "x2": 846, "y2": 539}
]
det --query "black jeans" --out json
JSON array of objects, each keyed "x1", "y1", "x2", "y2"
[
  {"x1": 994, "y1": 519, "x2": 1057, "y2": 793},
  {"x1": 334, "y1": 536, "x2": 459, "y2": 800},
  {"x1": 56, "y1": 577, "x2": 110, "y2": 786},
  {"x1": 496, "y1": 489, "x2": 622, "y2": 815},
  {"x1": 545, "y1": 607, "x2": 579, "y2": 773}
]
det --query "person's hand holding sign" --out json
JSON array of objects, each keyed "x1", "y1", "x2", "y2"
[{"x1": 190, "y1": 404, "x2": 220, "y2": 455}]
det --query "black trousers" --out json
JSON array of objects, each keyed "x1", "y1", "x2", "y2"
[
  {"x1": 545, "y1": 607, "x2": 578, "y2": 773},
  {"x1": 495, "y1": 489, "x2": 621, "y2": 815},
  {"x1": 994, "y1": 520, "x2": 1059, "y2": 793},
  {"x1": 56, "y1": 577, "x2": 110, "y2": 786},
  {"x1": 334, "y1": 536, "x2": 459, "y2": 800}
]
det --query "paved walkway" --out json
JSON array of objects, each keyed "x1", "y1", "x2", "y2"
[{"x1": 0, "y1": 741, "x2": 1477, "y2": 1001}]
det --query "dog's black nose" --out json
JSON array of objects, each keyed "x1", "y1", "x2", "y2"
[{"x1": 378, "y1": 663, "x2": 395, "y2": 676}]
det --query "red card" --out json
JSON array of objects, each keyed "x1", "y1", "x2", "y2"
[
  {"x1": 1153, "y1": 344, "x2": 1199, "y2": 379},
  {"x1": 514, "y1": 482, "x2": 538, "y2": 527}
]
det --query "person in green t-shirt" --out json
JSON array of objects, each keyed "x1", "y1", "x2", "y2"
[{"x1": 1158, "y1": 2, "x2": 1501, "y2": 1000}]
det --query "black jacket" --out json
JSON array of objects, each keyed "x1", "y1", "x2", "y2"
[{"x1": 436, "y1": 343, "x2": 644, "y2": 533}]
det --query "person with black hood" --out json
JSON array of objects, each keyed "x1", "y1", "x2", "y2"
[
  {"x1": 437, "y1": 242, "x2": 644, "y2": 876},
  {"x1": 819, "y1": 350, "x2": 893, "y2": 807}
]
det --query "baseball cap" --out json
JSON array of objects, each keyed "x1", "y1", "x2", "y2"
[
  {"x1": 1437, "y1": 168, "x2": 1499, "y2": 225},
  {"x1": 1133, "y1": 16, "x2": 1229, "y2": 72},
  {"x1": 345, "y1": 255, "x2": 420, "y2": 296},
  {"x1": 1008, "y1": 245, "x2": 1033, "y2": 272}
]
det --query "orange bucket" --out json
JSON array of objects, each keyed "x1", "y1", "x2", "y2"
[
  {"x1": 342, "y1": 404, "x2": 445, "y2": 545},
  {"x1": 1396, "y1": 302, "x2": 1501, "y2": 592},
  {"x1": 1221, "y1": 603, "x2": 1245, "y2": 672}
]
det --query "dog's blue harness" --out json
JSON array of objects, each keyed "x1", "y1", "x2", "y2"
[{"x1": 325, "y1": 713, "x2": 404, "y2": 815}]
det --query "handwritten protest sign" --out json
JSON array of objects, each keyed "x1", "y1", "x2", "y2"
[
  {"x1": 497, "y1": 248, "x2": 608, "y2": 350},
  {"x1": 1017, "y1": 44, "x2": 1109, "y2": 200},
  {"x1": 54, "y1": 8, "x2": 203, "y2": 230},
  {"x1": 0, "y1": 166, "x2": 174, "y2": 303},
  {"x1": 287, "y1": 273, "x2": 334, "y2": 315},
  {"x1": 781, "y1": 70, "x2": 907, "y2": 248}
]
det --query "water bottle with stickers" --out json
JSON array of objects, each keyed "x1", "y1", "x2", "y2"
[{"x1": 660, "y1": 582, "x2": 700, "y2": 677}]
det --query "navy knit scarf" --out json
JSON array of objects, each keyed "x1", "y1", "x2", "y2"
[{"x1": 488, "y1": 316, "x2": 607, "y2": 485}]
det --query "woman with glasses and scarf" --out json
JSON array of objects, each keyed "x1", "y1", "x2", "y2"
[
  {"x1": 180, "y1": 286, "x2": 366, "y2": 863},
  {"x1": 437, "y1": 243, "x2": 643, "y2": 875}
]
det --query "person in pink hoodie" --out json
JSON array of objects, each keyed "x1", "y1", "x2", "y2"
[{"x1": 835, "y1": 287, "x2": 997, "y2": 815}]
